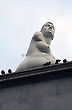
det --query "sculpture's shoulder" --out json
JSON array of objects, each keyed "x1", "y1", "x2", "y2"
[
  {"x1": 33, "y1": 31, "x2": 42, "y2": 36},
  {"x1": 32, "y1": 31, "x2": 42, "y2": 41}
]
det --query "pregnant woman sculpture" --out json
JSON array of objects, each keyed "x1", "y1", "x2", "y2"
[{"x1": 16, "y1": 22, "x2": 56, "y2": 72}]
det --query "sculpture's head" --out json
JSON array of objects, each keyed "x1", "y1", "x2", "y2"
[{"x1": 41, "y1": 22, "x2": 55, "y2": 40}]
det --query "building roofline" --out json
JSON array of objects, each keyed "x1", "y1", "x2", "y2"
[{"x1": 0, "y1": 61, "x2": 72, "y2": 88}]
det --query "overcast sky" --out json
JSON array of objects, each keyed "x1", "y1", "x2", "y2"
[{"x1": 0, "y1": 0, "x2": 72, "y2": 73}]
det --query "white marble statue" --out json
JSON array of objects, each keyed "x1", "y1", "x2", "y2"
[{"x1": 16, "y1": 22, "x2": 56, "y2": 72}]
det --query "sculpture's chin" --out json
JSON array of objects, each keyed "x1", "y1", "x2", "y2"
[
  {"x1": 43, "y1": 32, "x2": 54, "y2": 40},
  {"x1": 48, "y1": 32, "x2": 54, "y2": 40}
]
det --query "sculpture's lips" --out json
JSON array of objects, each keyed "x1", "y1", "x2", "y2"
[
  {"x1": 45, "y1": 28, "x2": 53, "y2": 33},
  {"x1": 47, "y1": 28, "x2": 53, "y2": 31}
]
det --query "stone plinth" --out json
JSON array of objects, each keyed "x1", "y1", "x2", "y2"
[{"x1": 0, "y1": 62, "x2": 72, "y2": 110}]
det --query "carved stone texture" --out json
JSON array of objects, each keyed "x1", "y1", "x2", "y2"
[{"x1": 16, "y1": 22, "x2": 56, "y2": 72}]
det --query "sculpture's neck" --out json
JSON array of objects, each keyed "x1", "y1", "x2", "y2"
[
  {"x1": 42, "y1": 32, "x2": 54, "y2": 46},
  {"x1": 43, "y1": 35, "x2": 52, "y2": 46}
]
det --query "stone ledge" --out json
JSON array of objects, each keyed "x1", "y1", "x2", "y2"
[{"x1": 0, "y1": 61, "x2": 72, "y2": 88}]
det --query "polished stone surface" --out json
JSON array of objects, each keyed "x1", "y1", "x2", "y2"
[{"x1": 16, "y1": 22, "x2": 56, "y2": 72}]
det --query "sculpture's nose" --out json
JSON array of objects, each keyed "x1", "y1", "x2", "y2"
[{"x1": 49, "y1": 27, "x2": 52, "y2": 29}]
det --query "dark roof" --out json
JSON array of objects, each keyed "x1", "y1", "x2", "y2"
[{"x1": 0, "y1": 61, "x2": 72, "y2": 88}]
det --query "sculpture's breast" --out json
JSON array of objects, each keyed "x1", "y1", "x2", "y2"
[{"x1": 27, "y1": 32, "x2": 50, "y2": 56}]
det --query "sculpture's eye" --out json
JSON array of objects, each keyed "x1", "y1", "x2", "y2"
[
  {"x1": 48, "y1": 25, "x2": 50, "y2": 27},
  {"x1": 44, "y1": 24, "x2": 50, "y2": 27}
]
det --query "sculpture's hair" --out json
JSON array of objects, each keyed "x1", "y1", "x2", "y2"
[
  {"x1": 41, "y1": 22, "x2": 55, "y2": 32},
  {"x1": 46, "y1": 22, "x2": 54, "y2": 25}
]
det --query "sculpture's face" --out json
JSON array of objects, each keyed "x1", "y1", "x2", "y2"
[{"x1": 41, "y1": 22, "x2": 55, "y2": 39}]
